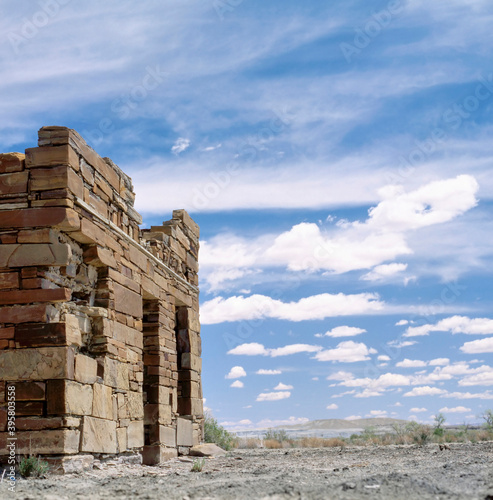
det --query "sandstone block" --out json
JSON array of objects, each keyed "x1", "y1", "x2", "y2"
[
  {"x1": 142, "y1": 445, "x2": 177, "y2": 465},
  {"x1": 0, "y1": 171, "x2": 28, "y2": 195},
  {"x1": 81, "y1": 416, "x2": 117, "y2": 453},
  {"x1": 0, "y1": 429, "x2": 80, "y2": 455},
  {"x1": 0, "y1": 153, "x2": 25, "y2": 174},
  {"x1": 74, "y1": 354, "x2": 98, "y2": 384},
  {"x1": 10, "y1": 381, "x2": 46, "y2": 400},
  {"x1": 127, "y1": 420, "x2": 144, "y2": 448},
  {"x1": 14, "y1": 416, "x2": 79, "y2": 431},
  {"x1": 7, "y1": 243, "x2": 71, "y2": 268},
  {"x1": 144, "y1": 403, "x2": 171, "y2": 426},
  {"x1": 0, "y1": 327, "x2": 14, "y2": 340},
  {"x1": 128, "y1": 245, "x2": 148, "y2": 272},
  {"x1": 126, "y1": 391, "x2": 144, "y2": 419},
  {"x1": 83, "y1": 245, "x2": 117, "y2": 268},
  {"x1": 92, "y1": 383, "x2": 113, "y2": 419},
  {"x1": 0, "y1": 287, "x2": 71, "y2": 305},
  {"x1": 114, "y1": 282, "x2": 143, "y2": 318},
  {"x1": 172, "y1": 210, "x2": 200, "y2": 237},
  {"x1": 0, "y1": 207, "x2": 80, "y2": 231},
  {"x1": 25, "y1": 145, "x2": 79, "y2": 170},
  {"x1": 117, "y1": 427, "x2": 127, "y2": 452},
  {"x1": 181, "y1": 353, "x2": 202, "y2": 373},
  {"x1": 176, "y1": 417, "x2": 193, "y2": 447},
  {"x1": 15, "y1": 322, "x2": 79, "y2": 348},
  {"x1": 190, "y1": 443, "x2": 226, "y2": 457},
  {"x1": 47, "y1": 380, "x2": 93, "y2": 416},
  {"x1": 0, "y1": 304, "x2": 59, "y2": 324},
  {"x1": 17, "y1": 228, "x2": 57, "y2": 243},
  {"x1": 0, "y1": 346, "x2": 74, "y2": 381},
  {"x1": 0, "y1": 272, "x2": 18, "y2": 290}
]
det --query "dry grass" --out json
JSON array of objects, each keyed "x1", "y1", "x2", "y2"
[{"x1": 264, "y1": 439, "x2": 282, "y2": 449}]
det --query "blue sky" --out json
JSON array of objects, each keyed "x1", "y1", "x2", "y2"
[{"x1": 2, "y1": 0, "x2": 493, "y2": 428}]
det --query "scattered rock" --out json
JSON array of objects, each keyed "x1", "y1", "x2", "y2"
[{"x1": 189, "y1": 443, "x2": 227, "y2": 457}]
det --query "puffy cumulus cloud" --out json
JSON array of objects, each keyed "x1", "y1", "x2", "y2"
[
  {"x1": 429, "y1": 358, "x2": 450, "y2": 366},
  {"x1": 228, "y1": 343, "x2": 269, "y2": 356},
  {"x1": 256, "y1": 369, "x2": 282, "y2": 375},
  {"x1": 441, "y1": 391, "x2": 493, "y2": 400},
  {"x1": 171, "y1": 137, "x2": 190, "y2": 155},
  {"x1": 317, "y1": 326, "x2": 366, "y2": 338},
  {"x1": 256, "y1": 391, "x2": 291, "y2": 402},
  {"x1": 388, "y1": 339, "x2": 417, "y2": 348},
  {"x1": 355, "y1": 389, "x2": 384, "y2": 398},
  {"x1": 361, "y1": 263, "x2": 408, "y2": 281},
  {"x1": 198, "y1": 177, "x2": 478, "y2": 291},
  {"x1": 460, "y1": 337, "x2": 493, "y2": 354},
  {"x1": 395, "y1": 319, "x2": 409, "y2": 326},
  {"x1": 220, "y1": 419, "x2": 253, "y2": 429},
  {"x1": 367, "y1": 410, "x2": 387, "y2": 417},
  {"x1": 326, "y1": 403, "x2": 339, "y2": 410},
  {"x1": 378, "y1": 355, "x2": 391, "y2": 361},
  {"x1": 274, "y1": 383, "x2": 293, "y2": 390},
  {"x1": 410, "y1": 407, "x2": 427, "y2": 413},
  {"x1": 403, "y1": 386, "x2": 447, "y2": 397},
  {"x1": 314, "y1": 341, "x2": 373, "y2": 363},
  {"x1": 225, "y1": 366, "x2": 247, "y2": 379},
  {"x1": 405, "y1": 316, "x2": 493, "y2": 337},
  {"x1": 228, "y1": 343, "x2": 321, "y2": 358},
  {"x1": 341, "y1": 373, "x2": 411, "y2": 391},
  {"x1": 230, "y1": 380, "x2": 244, "y2": 388},
  {"x1": 439, "y1": 406, "x2": 471, "y2": 413},
  {"x1": 201, "y1": 292, "x2": 384, "y2": 324},
  {"x1": 396, "y1": 359, "x2": 427, "y2": 368},
  {"x1": 459, "y1": 371, "x2": 493, "y2": 386},
  {"x1": 327, "y1": 371, "x2": 354, "y2": 381}
]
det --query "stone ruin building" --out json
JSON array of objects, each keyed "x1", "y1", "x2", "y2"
[{"x1": 0, "y1": 126, "x2": 203, "y2": 470}]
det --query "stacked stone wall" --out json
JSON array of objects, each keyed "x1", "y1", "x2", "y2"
[{"x1": 0, "y1": 127, "x2": 202, "y2": 467}]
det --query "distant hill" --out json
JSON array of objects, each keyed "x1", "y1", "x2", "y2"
[{"x1": 277, "y1": 418, "x2": 408, "y2": 431}]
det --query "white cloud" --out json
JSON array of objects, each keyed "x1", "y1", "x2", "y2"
[
  {"x1": 344, "y1": 415, "x2": 363, "y2": 421},
  {"x1": 396, "y1": 359, "x2": 427, "y2": 368},
  {"x1": 321, "y1": 326, "x2": 366, "y2": 338},
  {"x1": 460, "y1": 337, "x2": 493, "y2": 354},
  {"x1": 388, "y1": 340, "x2": 417, "y2": 348},
  {"x1": 429, "y1": 358, "x2": 450, "y2": 366},
  {"x1": 274, "y1": 383, "x2": 293, "y2": 390},
  {"x1": 459, "y1": 371, "x2": 493, "y2": 386},
  {"x1": 326, "y1": 403, "x2": 338, "y2": 410},
  {"x1": 410, "y1": 407, "x2": 427, "y2": 413},
  {"x1": 395, "y1": 320, "x2": 409, "y2": 326},
  {"x1": 327, "y1": 371, "x2": 354, "y2": 381},
  {"x1": 171, "y1": 137, "x2": 190, "y2": 155},
  {"x1": 361, "y1": 263, "x2": 408, "y2": 281},
  {"x1": 405, "y1": 316, "x2": 493, "y2": 337},
  {"x1": 441, "y1": 391, "x2": 493, "y2": 400},
  {"x1": 355, "y1": 389, "x2": 384, "y2": 398},
  {"x1": 314, "y1": 341, "x2": 372, "y2": 363},
  {"x1": 378, "y1": 355, "x2": 391, "y2": 361},
  {"x1": 439, "y1": 406, "x2": 471, "y2": 413},
  {"x1": 256, "y1": 391, "x2": 291, "y2": 402},
  {"x1": 256, "y1": 369, "x2": 282, "y2": 375},
  {"x1": 228, "y1": 343, "x2": 321, "y2": 357},
  {"x1": 230, "y1": 380, "x2": 244, "y2": 388},
  {"x1": 228, "y1": 343, "x2": 269, "y2": 356},
  {"x1": 201, "y1": 292, "x2": 384, "y2": 324},
  {"x1": 367, "y1": 410, "x2": 387, "y2": 417},
  {"x1": 256, "y1": 417, "x2": 309, "y2": 428},
  {"x1": 403, "y1": 386, "x2": 447, "y2": 397},
  {"x1": 225, "y1": 366, "x2": 247, "y2": 379}
]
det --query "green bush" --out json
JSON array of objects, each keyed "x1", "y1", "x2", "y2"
[
  {"x1": 191, "y1": 458, "x2": 206, "y2": 472},
  {"x1": 19, "y1": 456, "x2": 49, "y2": 478},
  {"x1": 204, "y1": 413, "x2": 238, "y2": 451},
  {"x1": 264, "y1": 429, "x2": 289, "y2": 442}
]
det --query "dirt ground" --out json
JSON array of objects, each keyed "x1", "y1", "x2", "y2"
[{"x1": 1, "y1": 442, "x2": 492, "y2": 500}]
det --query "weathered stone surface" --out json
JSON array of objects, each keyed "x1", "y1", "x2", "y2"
[
  {"x1": 83, "y1": 245, "x2": 117, "y2": 268},
  {"x1": 25, "y1": 145, "x2": 79, "y2": 170},
  {"x1": 92, "y1": 383, "x2": 113, "y2": 419},
  {"x1": 47, "y1": 380, "x2": 93, "y2": 415},
  {"x1": 45, "y1": 455, "x2": 94, "y2": 474},
  {"x1": 142, "y1": 445, "x2": 177, "y2": 465},
  {"x1": 0, "y1": 207, "x2": 80, "y2": 231},
  {"x1": 7, "y1": 243, "x2": 71, "y2": 267},
  {"x1": 0, "y1": 287, "x2": 71, "y2": 305},
  {"x1": 0, "y1": 271, "x2": 18, "y2": 290},
  {"x1": 30, "y1": 165, "x2": 83, "y2": 199},
  {"x1": 14, "y1": 416, "x2": 80, "y2": 431},
  {"x1": 0, "y1": 171, "x2": 28, "y2": 195},
  {"x1": 15, "y1": 323, "x2": 75, "y2": 348},
  {"x1": 0, "y1": 429, "x2": 80, "y2": 455},
  {"x1": 0, "y1": 152, "x2": 25, "y2": 174},
  {"x1": 81, "y1": 416, "x2": 117, "y2": 453},
  {"x1": 0, "y1": 304, "x2": 59, "y2": 324},
  {"x1": 114, "y1": 282, "x2": 143, "y2": 318},
  {"x1": 10, "y1": 381, "x2": 46, "y2": 400},
  {"x1": 17, "y1": 228, "x2": 58, "y2": 243},
  {"x1": 117, "y1": 427, "x2": 127, "y2": 452},
  {"x1": 126, "y1": 391, "x2": 144, "y2": 419},
  {"x1": 189, "y1": 443, "x2": 226, "y2": 457},
  {"x1": 0, "y1": 347, "x2": 74, "y2": 381},
  {"x1": 74, "y1": 354, "x2": 98, "y2": 384},
  {"x1": 127, "y1": 420, "x2": 144, "y2": 448},
  {"x1": 177, "y1": 417, "x2": 193, "y2": 447},
  {"x1": 181, "y1": 353, "x2": 202, "y2": 373}
]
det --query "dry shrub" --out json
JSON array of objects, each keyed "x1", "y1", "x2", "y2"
[
  {"x1": 322, "y1": 438, "x2": 346, "y2": 448},
  {"x1": 476, "y1": 430, "x2": 491, "y2": 442},
  {"x1": 264, "y1": 439, "x2": 282, "y2": 449},
  {"x1": 237, "y1": 438, "x2": 261, "y2": 449},
  {"x1": 299, "y1": 437, "x2": 325, "y2": 448}
]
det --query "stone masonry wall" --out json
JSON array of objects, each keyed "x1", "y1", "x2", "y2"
[{"x1": 0, "y1": 127, "x2": 203, "y2": 467}]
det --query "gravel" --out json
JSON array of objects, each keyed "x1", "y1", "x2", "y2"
[{"x1": 1, "y1": 441, "x2": 492, "y2": 499}]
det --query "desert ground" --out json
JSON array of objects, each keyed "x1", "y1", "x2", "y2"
[{"x1": 1, "y1": 441, "x2": 492, "y2": 500}]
